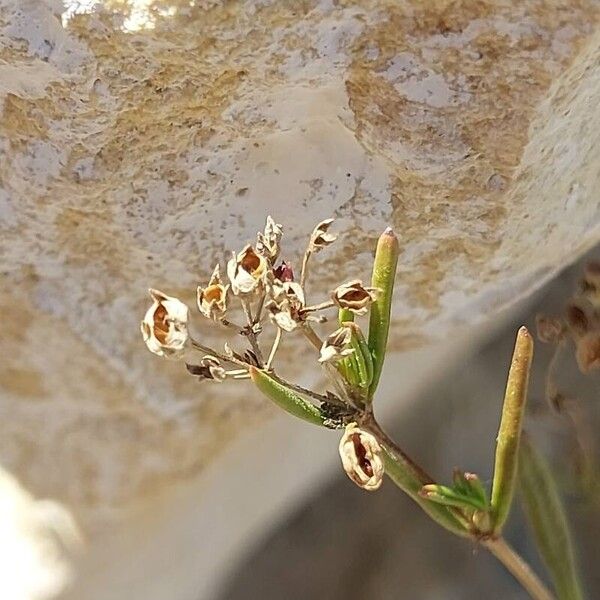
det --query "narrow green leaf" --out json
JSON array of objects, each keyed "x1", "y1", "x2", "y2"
[
  {"x1": 491, "y1": 326, "x2": 533, "y2": 534},
  {"x1": 345, "y1": 353, "x2": 361, "y2": 388},
  {"x1": 519, "y1": 437, "x2": 584, "y2": 600},
  {"x1": 344, "y1": 322, "x2": 373, "y2": 390},
  {"x1": 336, "y1": 310, "x2": 357, "y2": 385},
  {"x1": 453, "y1": 470, "x2": 488, "y2": 507},
  {"x1": 336, "y1": 357, "x2": 352, "y2": 385},
  {"x1": 338, "y1": 308, "x2": 354, "y2": 325},
  {"x1": 453, "y1": 468, "x2": 470, "y2": 495},
  {"x1": 249, "y1": 368, "x2": 325, "y2": 426},
  {"x1": 420, "y1": 484, "x2": 487, "y2": 511},
  {"x1": 368, "y1": 227, "x2": 400, "y2": 398},
  {"x1": 355, "y1": 323, "x2": 374, "y2": 388},
  {"x1": 381, "y1": 446, "x2": 469, "y2": 537},
  {"x1": 464, "y1": 473, "x2": 488, "y2": 507}
]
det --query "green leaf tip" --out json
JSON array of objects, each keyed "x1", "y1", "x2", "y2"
[
  {"x1": 490, "y1": 326, "x2": 534, "y2": 534},
  {"x1": 420, "y1": 482, "x2": 487, "y2": 511},
  {"x1": 249, "y1": 367, "x2": 325, "y2": 426},
  {"x1": 367, "y1": 227, "x2": 400, "y2": 398}
]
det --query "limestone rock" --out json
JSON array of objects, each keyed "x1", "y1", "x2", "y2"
[{"x1": 0, "y1": 0, "x2": 599, "y2": 563}]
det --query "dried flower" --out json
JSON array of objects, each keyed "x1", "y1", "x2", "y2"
[
  {"x1": 566, "y1": 303, "x2": 590, "y2": 336},
  {"x1": 268, "y1": 281, "x2": 305, "y2": 332},
  {"x1": 186, "y1": 356, "x2": 226, "y2": 382},
  {"x1": 227, "y1": 245, "x2": 268, "y2": 295},
  {"x1": 575, "y1": 332, "x2": 600, "y2": 373},
  {"x1": 338, "y1": 423, "x2": 384, "y2": 491},
  {"x1": 535, "y1": 314, "x2": 566, "y2": 344},
  {"x1": 331, "y1": 280, "x2": 378, "y2": 315},
  {"x1": 308, "y1": 218, "x2": 337, "y2": 253},
  {"x1": 197, "y1": 264, "x2": 229, "y2": 320},
  {"x1": 256, "y1": 215, "x2": 283, "y2": 263},
  {"x1": 319, "y1": 326, "x2": 354, "y2": 363},
  {"x1": 583, "y1": 261, "x2": 600, "y2": 289},
  {"x1": 140, "y1": 289, "x2": 189, "y2": 358}
]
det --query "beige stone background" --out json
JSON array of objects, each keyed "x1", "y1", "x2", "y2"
[{"x1": 0, "y1": 1, "x2": 599, "y2": 599}]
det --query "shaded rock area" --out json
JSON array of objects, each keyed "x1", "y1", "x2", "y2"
[{"x1": 221, "y1": 249, "x2": 600, "y2": 600}]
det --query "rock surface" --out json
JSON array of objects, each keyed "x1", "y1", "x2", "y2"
[{"x1": 0, "y1": 1, "x2": 599, "y2": 593}]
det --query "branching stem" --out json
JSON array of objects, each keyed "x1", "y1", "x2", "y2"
[
  {"x1": 241, "y1": 298, "x2": 265, "y2": 366},
  {"x1": 190, "y1": 337, "x2": 248, "y2": 369},
  {"x1": 302, "y1": 323, "x2": 323, "y2": 351},
  {"x1": 360, "y1": 414, "x2": 555, "y2": 600},
  {"x1": 302, "y1": 300, "x2": 336, "y2": 314},
  {"x1": 300, "y1": 249, "x2": 312, "y2": 290},
  {"x1": 266, "y1": 328, "x2": 282, "y2": 370}
]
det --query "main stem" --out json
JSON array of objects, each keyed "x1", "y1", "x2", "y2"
[
  {"x1": 364, "y1": 415, "x2": 554, "y2": 600},
  {"x1": 484, "y1": 537, "x2": 555, "y2": 600}
]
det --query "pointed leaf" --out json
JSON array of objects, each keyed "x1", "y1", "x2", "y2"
[
  {"x1": 519, "y1": 437, "x2": 584, "y2": 600},
  {"x1": 491, "y1": 326, "x2": 533, "y2": 533},
  {"x1": 420, "y1": 484, "x2": 487, "y2": 511},
  {"x1": 249, "y1": 368, "x2": 325, "y2": 426},
  {"x1": 344, "y1": 322, "x2": 373, "y2": 390},
  {"x1": 368, "y1": 228, "x2": 400, "y2": 398},
  {"x1": 453, "y1": 468, "x2": 470, "y2": 495},
  {"x1": 464, "y1": 472, "x2": 489, "y2": 507},
  {"x1": 337, "y1": 309, "x2": 357, "y2": 385}
]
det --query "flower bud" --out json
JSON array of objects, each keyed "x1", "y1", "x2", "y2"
[
  {"x1": 273, "y1": 261, "x2": 294, "y2": 283},
  {"x1": 331, "y1": 280, "x2": 378, "y2": 315},
  {"x1": 338, "y1": 423, "x2": 384, "y2": 491},
  {"x1": 197, "y1": 264, "x2": 229, "y2": 320},
  {"x1": 308, "y1": 218, "x2": 337, "y2": 253},
  {"x1": 256, "y1": 215, "x2": 283, "y2": 263},
  {"x1": 141, "y1": 289, "x2": 189, "y2": 358},
  {"x1": 227, "y1": 245, "x2": 268, "y2": 295},
  {"x1": 318, "y1": 326, "x2": 354, "y2": 363}
]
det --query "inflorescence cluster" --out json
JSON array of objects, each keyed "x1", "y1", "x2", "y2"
[{"x1": 141, "y1": 216, "x2": 398, "y2": 490}]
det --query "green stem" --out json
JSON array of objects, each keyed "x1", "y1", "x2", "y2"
[
  {"x1": 484, "y1": 537, "x2": 555, "y2": 600},
  {"x1": 361, "y1": 414, "x2": 470, "y2": 537},
  {"x1": 363, "y1": 414, "x2": 553, "y2": 600}
]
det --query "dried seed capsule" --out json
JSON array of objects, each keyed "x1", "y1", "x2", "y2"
[
  {"x1": 308, "y1": 218, "x2": 337, "y2": 253},
  {"x1": 186, "y1": 356, "x2": 226, "y2": 382},
  {"x1": 257, "y1": 215, "x2": 283, "y2": 263},
  {"x1": 141, "y1": 289, "x2": 189, "y2": 358},
  {"x1": 319, "y1": 326, "x2": 354, "y2": 364},
  {"x1": 339, "y1": 423, "x2": 384, "y2": 491},
  {"x1": 268, "y1": 281, "x2": 306, "y2": 332},
  {"x1": 227, "y1": 245, "x2": 268, "y2": 295},
  {"x1": 197, "y1": 264, "x2": 229, "y2": 320},
  {"x1": 331, "y1": 280, "x2": 378, "y2": 315}
]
